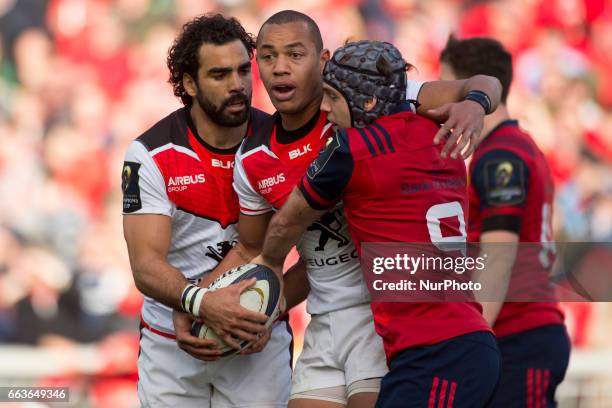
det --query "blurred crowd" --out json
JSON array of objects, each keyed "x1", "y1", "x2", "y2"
[{"x1": 0, "y1": 0, "x2": 611, "y2": 406}]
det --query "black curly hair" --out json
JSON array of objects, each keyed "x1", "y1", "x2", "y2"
[{"x1": 167, "y1": 14, "x2": 256, "y2": 106}]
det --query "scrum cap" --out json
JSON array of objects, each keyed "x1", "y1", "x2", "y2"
[{"x1": 323, "y1": 40, "x2": 409, "y2": 128}]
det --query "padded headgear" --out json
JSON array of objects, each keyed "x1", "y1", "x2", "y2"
[{"x1": 323, "y1": 40, "x2": 408, "y2": 128}]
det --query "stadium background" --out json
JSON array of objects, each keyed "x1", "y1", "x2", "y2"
[{"x1": 0, "y1": 0, "x2": 611, "y2": 406}]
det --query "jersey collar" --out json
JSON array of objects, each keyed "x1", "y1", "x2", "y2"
[
  {"x1": 274, "y1": 110, "x2": 322, "y2": 145},
  {"x1": 183, "y1": 107, "x2": 244, "y2": 155},
  {"x1": 483, "y1": 119, "x2": 519, "y2": 140}
]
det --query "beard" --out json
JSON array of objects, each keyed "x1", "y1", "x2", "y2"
[{"x1": 195, "y1": 87, "x2": 251, "y2": 127}]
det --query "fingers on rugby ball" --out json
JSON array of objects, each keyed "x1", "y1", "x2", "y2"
[{"x1": 191, "y1": 264, "x2": 281, "y2": 356}]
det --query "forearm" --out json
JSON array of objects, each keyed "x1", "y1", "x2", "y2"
[
  {"x1": 416, "y1": 76, "x2": 501, "y2": 116},
  {"x1": 261, "y1": 211, "x2": 308, "y2": 272},
  {"x1": 283, "y1": 259, "x2": 310, "y2": 310},
  {"x1": 132, "y1": 257, "x2": 189, "y2": 311},
  {"x1": 480, "y1": 301, "x2": 505, "y2": 326},
  {"x1": 257, "y1": 188, "x2": 324, "y2": 278},
  {"x1": 200, "y1": 242, "x2": 260, "y2": 288},
  {"x1": 475, "y1": 242, "x2": 518, "y2": 325}
]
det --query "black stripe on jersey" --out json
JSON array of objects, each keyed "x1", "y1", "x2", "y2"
[
  {"x1": 482, "y1": 214, "x2": 522, "y2": 234},
  {"x1": 176, "y1": 207, "x2": 239, "y2": 229},
  {"x1": 357, "y1": 128, "x2": 378, "y2": 157},
  {"x1": 249, "y1": 108, "x2": 273, "y2": 138},
  {"x1": 136, "y1": 108, "x2": 191, "y2": 152},
  {"x1": 371, "y1": 122, "x2": 395, "y2": 153},
  {"x1": 240, "y1": 111, "x2": 276, "y2": 154},
  {"x1": 365, "y1": 126, "x2": 386, "y2": 154}
]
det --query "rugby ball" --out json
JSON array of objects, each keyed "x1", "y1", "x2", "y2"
[{"x1": 191, "y1": 263, "x2": 281, "y2": 356}]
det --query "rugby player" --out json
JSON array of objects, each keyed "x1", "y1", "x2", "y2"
[
  {"x1": 174, "y1": 11, "x2": 501, "y2": 408},
  {"x1": 250, "y1": 39, "x2": 502, "y2": 408},
  {"x1": 440, "y1": 36, "x2": 570, "y2": 408},
  {"x1": 122, "y1": 14, "x2": 292, "y2": 407}
]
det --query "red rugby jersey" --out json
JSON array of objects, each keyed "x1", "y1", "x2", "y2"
[
  {"x1": 299, "y1": 109, "x2": 491, "y2": 361},
  {"x1": 467, "y1": 120, "x2": 564, "y2": 338}
]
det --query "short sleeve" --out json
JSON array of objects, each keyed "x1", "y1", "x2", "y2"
[
  {"x1": 233, "y1": 149, "x2": 273, "y2": 216},
  {"x1": 122, "y1": 141, "x2": 172, "y2": 216},
  {"x1": 471, "y1": 149, "x2": 530, "y2": 232},
  {"x1": 405, "y1": 80, "x2": 425, "y2": 112},
  {"x1": 299, "y1": 130, "x2": 354, "y2": 210}
]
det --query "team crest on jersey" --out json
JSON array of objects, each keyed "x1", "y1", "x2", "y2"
[
  {"x1": 495, "y1": 161, "x2": 513, "y2": 187},
  {"x1": 307, "y1": 133, "x2": 340, "y2": 179},
  {"x1": 307, "y1": 208, "x2": 350, "y2": 251},
  {"x1": 205, "y1": 240, "x2": 237, "y2": 262},
  {"x1": 122, "y1": 161, "x2": 142, "y2": 213},
  {"x1": 484, "y1": 158, "x2": 526, "y2": 206}
]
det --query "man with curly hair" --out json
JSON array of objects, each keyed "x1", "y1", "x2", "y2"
[{"x1": 122, "y1": 14, "x2": 292, "y2": 407}]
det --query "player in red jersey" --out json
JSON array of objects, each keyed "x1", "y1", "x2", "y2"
[
  {"x1": 251, "y1": 40, "x2": 501, "y2": 408},
  {"x1": 440, "y1": 36, "x2": 570, "y2": 407},
  {"x1": 122, "y1": 15, "x2": 292, "y2": 407}
]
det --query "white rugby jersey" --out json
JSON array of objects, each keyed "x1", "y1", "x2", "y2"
[
  {"x1": 122, "y1": 107, "x2": 270, "y2": 333},
  {"x1": 233, "y1": 79, "x2": 424, "y2": 315}
]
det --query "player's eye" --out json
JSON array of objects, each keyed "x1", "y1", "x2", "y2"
[
  {"x1": 290, "y1": 52, "x2": 303, "y2": 59},
  {"x1": 260, "y1": 54, "x2": 274, "y2": 61}
]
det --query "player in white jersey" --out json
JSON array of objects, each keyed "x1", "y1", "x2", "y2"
[
  {"x1": 122, "y1": 15, "x2": 292, "y2": 407},
  {"x1": 173, "y1": 9, "x2": 502, "y2": 408}
]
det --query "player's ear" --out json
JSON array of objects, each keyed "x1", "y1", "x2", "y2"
[
  {"x1": 364, "y1": 97, "x2": 377, "y2": 112},
  {"x1": 320, "y1": 48, "x2": 330, "y2": 73},
  {"x1": 183, "y1": 73, "x2": 197, "y2": 98}
]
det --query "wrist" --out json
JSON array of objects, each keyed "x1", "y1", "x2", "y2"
[
  {"x1": 463, "y1": 90, "x2": 492, "y2": 114},
  {"x1": 180, "y1": 283, "x2": 209, "y2": 317}
]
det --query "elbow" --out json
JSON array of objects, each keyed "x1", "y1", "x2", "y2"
[
  {"x1": 131, "y1": 267, "x2": 148, "y2": 295},
  {"x1": 130, "y1": 259, "x2": 154, "y2": 297},
  {"x1": 479, "y1": 74, "x2": 502, "y2": 101},
  {"x1": 492, "y1": 77, "x2": 502, "y2": 102},
  {"x1": 270, "y1": 212, "x2": 293, "y2": 235}
]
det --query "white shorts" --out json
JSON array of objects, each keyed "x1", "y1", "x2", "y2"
[
  {"x1": 291, "y1": 303, "x2": 388, "y2": 397},
  {"x1": 138, "y1": 320, "x2": 293, "y2": 408}
]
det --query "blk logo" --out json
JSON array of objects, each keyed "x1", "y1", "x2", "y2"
[
  {"x1": 212, "y1": 159, "x2": 234, "y2": 169},
  {"x1": 289, "y1": 144, "x2": 312, "y2": 160}
]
